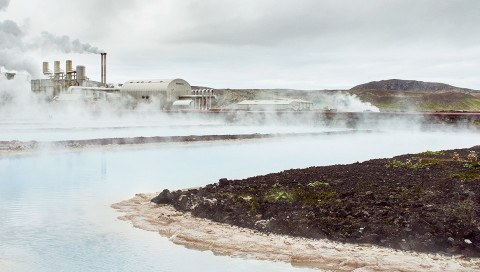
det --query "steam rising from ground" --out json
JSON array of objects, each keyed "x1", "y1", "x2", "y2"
[
  {"x1": 0, "y1": 72, "x2": 474, "y2": 143},
  {"x1": 312, "y1": 92, "x2": 379, "y2": 112}
]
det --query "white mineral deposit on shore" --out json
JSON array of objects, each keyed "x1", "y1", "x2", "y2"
[{"x1": 112, "y1": 193, "x2": 480, "y2": 272}]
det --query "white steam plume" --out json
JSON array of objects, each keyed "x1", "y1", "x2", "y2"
[
  {"x1": 36, "y1": 31, "x2": 105, "y2": 54},
  {"x1": 0, "y1": 0, "x2": 9, "y2": 11},
  {"x1": 0, "y1": 25, "x2": 103, "y2": 76},
  {"x1": 0, "y1": 19, "x2": 38, "y2": 76},
  {"x1": 0, "y1": 1, "x2": 103, "y2": 75},
  {"x1": 316, "y1": 92, "x2": 380, "y2": 112},
  {"x1": 0, "y1": 1, "x2": 37, "y2": 75}
]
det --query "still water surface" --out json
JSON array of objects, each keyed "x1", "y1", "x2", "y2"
[{"x1": 1, "y1": 131, "x2": 479, "y2": 271}]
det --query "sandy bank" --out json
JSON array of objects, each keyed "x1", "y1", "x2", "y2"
[{"x1": 112, "y1": 193, "x2": 480, "y2": 271}]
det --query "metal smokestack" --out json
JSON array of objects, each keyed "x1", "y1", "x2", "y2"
[{"x1": 101, "y1": 53, "x2": 107, "y2": 86}]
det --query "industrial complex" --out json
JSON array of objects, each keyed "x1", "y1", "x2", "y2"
[
  {"x1": 24, "y1": 53, "x2": 480, "y2": 127},
  {"x1": 30, "y1": 53, "x2": 215, "y2": 110},
  {"x1": 27, "y1": 53, "x2": 321, "y2": 112}
]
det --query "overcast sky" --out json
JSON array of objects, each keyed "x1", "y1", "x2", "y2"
[{"x1": 1, "y1": 0, "x2": 479, "y2": 89}]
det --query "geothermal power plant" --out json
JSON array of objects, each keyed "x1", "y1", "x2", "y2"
[
  {"x1": 31, "y1": 53, "x2": 215, "y2": 110},
  {"x1": 27, "y1": 53, "x2": 480, "y2": 126}
]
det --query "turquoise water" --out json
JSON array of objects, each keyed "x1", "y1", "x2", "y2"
[{"x1": 1, "y1": 131, "x2": 479, "y2": 271}]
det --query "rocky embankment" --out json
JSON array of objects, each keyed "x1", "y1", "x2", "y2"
[
  {"x1": 0, "y1": 135, "x2": 268, "y2": 152},
  {"x1": 0, "y1": 132, "x2": 354, "y2": 154},
  {"x1": 152, "y1": 146, "x2": 480, "y2": 257}
]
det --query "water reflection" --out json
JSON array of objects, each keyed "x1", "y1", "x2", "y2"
[{"x1": 101, "y1": 152, "x2": 107, "y2": 180}]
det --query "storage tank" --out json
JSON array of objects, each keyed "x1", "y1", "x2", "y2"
[
  {"x1": 66, "y1": 60, "x2": 73, "y2": 80},
  {"x1": 42, "y1": 62, "x2": 51, "y2": 75},
  {"x1": 76, "y1": 65, "x2": 86, "y2": 86},
  {"x1": 66, "y1": 60, "x2": 73, "y2": 73},
  {"x1": 54, "y1": 61, "x2": 61, "y2": 74}
]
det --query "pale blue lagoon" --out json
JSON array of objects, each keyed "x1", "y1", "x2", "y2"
[{"x1": 1, "y1": 131, "x2": 479, "y2": 271}]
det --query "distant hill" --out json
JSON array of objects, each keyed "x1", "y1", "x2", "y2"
[
  {"x1": 348, "y1": 79, "x2": 480, "y2": 111},
  {"x1": 209, "y1": 79, "x2": 480, "y2": 112},
  {"x1": 350, "y1": 79, "x2": 476, "y2": 93}
]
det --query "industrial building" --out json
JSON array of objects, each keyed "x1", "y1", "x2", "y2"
[
  {"x1": 120, "y1": 80, "x2": 214, "y2": 110},
  {"x1": 236, "y1": 99, "x2": 313, "y2": 111},
  {"x1": 31, "y1": 53, "x2": 111, "y2": 100},
  {"x1": 52, "y1": 86, "x2": 120, "y2": 102},
  {"x1": 121, "y1": 79, "x2": 192, "y2": 101},
  {"x1": 30, "y1": 53, "x2": 215, "y2": 110}
]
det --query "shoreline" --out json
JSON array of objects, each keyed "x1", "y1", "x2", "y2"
[
  {"x1": 0, "y1": 130, "x2": 364, "y2": 158},
  {"x1": 112, "y1": 193, "x2": 479, "y2": 271}
]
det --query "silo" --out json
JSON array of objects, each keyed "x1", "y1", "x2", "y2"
[
  {"x1": 54, "y1": 61, "x2": 64, "y2": 80},
  {"x1": 76, "y1": 65, "x2": 86, "y2": 86},
  {"x1": 66, "y1": 60, "x2": 73, "y2": 80},
  {"x1": 42, "y1": 62, "x2": 51, "y2": 75},
  {"x1": 54, "y1": 61, "x2": 61, "y2": 74}
]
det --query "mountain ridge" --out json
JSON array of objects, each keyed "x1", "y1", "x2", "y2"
[{"x1": 350, "y1": 79, "x2": 477, "y2": 93}]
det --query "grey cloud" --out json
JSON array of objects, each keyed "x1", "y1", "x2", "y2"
[
  {"x1": 0, "y1": 0, "x2": 9, "y2": 11},
  {"x1": 55, "y1": 0, "x2": 137, "y2": 41},
  {"x1": 167, "y1": 0, "x2": 480, "y2": 49}
]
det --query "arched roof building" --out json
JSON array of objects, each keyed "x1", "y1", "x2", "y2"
[{"x1": 120, "y1": 79, "x2": 192, "y2": 104}]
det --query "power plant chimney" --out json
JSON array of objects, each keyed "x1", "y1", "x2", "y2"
[{"x1": 101, "y1": 53, "x2": 107, "y2": 86}]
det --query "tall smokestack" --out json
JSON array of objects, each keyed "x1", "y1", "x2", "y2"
[{"x1": 101, "y1": 53, "x2": 107, "y2": 86}]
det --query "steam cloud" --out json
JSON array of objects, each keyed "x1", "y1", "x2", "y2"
[
  {"x1": 37, "y1": 31, "x2": 105, "y2": 54},
  {"x1": 0, "y1": 19, "x2": 38, "y2": 75},
  {"x1": 0, "y1": 0, "x2": 103, "y2": 75},
  {"x1": 0, "y1": 0, "x2": 9, "y2": 11}
]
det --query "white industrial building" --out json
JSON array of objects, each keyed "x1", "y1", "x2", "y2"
[
  {"x1": 52, "y1": 86, "x2": 120, "y2": 102},
  {"x1": 120, "y1": 79, "x2": 191, "y2": 109},
  {"x1": 30, "y1": 53, "x2": 216, "y2": 110},
  {"x1": 120, "y1": 80, "x2": 214, "y2": 110},
  {"x1": 31, "y1": 53, "x2": 112, "y2": 99}
]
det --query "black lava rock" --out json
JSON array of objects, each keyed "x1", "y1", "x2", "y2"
[{"x1": 151, "y1": 189, "x2": 174, "y2": 204}]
